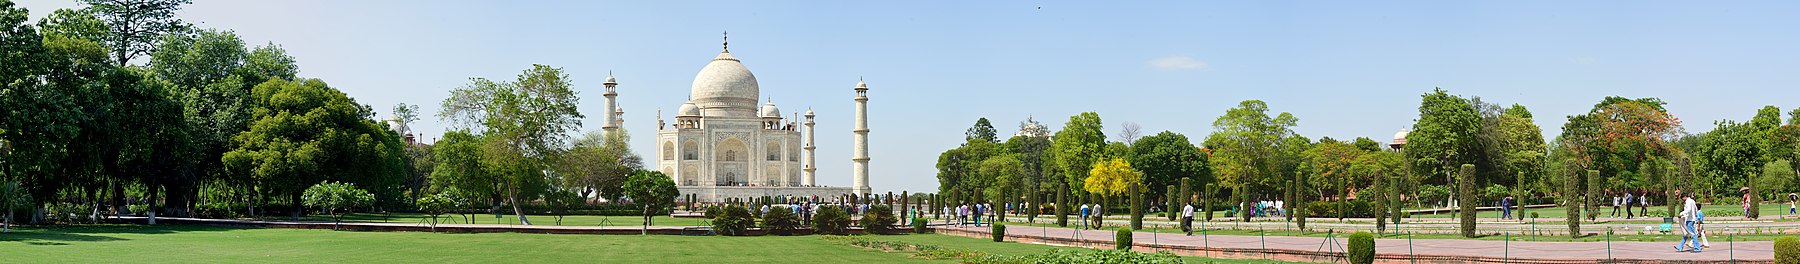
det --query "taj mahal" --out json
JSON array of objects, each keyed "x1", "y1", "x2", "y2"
[{"x1": 597, "y1": 35, "x2": 872, "y2": 202}]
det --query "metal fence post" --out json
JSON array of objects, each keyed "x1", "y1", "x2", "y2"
[
  {"x1": 1261, "y1": 226, "x2": 1268, "y2": 260},
  {"x1": 1504, "y1": 233, "x2": 1509, "y2": 262},
  {"x1": 1606, "y1": 227, "x2": 1612, "y2": 262},
  {"x1": 1731, "y1": 233, "x2": 1736, "y2": 264},
  {"x1": 1408, "y1": 232, "x2": 1416, "y2": 264}
]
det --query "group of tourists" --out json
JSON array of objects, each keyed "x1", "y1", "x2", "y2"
[
  {"x1": 1608, "y1": 191, "x2": 1653, "y2": 219},
  {"x1": 945, "y1": 203, "x2": 994, "y2": 227}
]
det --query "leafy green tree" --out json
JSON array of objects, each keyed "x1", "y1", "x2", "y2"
[
  {"x1": 623, "y1": 170, "x2": 677, "y2": 235},
  {"x1": 429, "y1": 131, "x2": 496, "y2": 212},
  {"x1": 1, "y1": 181, "x2": 29, "y2": 233},
  {"x1": 35, "y1": 8, "x2": 108, "y2": 45},
  {"x1": 438, "y1": 64, "x2": 583, "y2": 225},
  {"x1": 1406, "y1": 88, "x2": 1481, "y2": 203},
  {"x1": 967, "y1": 118, "x2": 998, "y2": 143},
  {"x1": 1131, "y1": 131, "x2": 1209, "y2": 200},
  {"x1": 543, "y1": 189, "x2": 582, "y2": 226},
  {"x1": 559, "y1": 129, "x2": 641, "y2": 201},
  {"x1": 1304, "y1": 139, "x2": 1366, "y2": 219},
  {"x1": 1204, "y1": 100, "x2": 1299, "y2": 221},
  {"x1": 1053, "y1": 112, "x2": 1106, "y2": 195},
  {"x1": 415, "y1": 193, "x2": 455, "y2": 231},
  {"x1": 979, "y1": 153, "x2": 1024, "y2": 211},
  {"x1": 1, "y1": 0, "x2": 47, "y2": 82},
  {"x1": 1758, "y1": 160, "x2": 1796, "y2": 196},
  {"x1": 222, "y1": 78, "x2": 407, "y2": 220},
  {"x1": 77, "y1": 0, "x2": 192, "y2": 66},
  {"x1": 302, "y1": 181, "x2": 374, "y2": 230},
  {"x1": 1560, "y1": 97, "x2": 1680, "y2": 194}
]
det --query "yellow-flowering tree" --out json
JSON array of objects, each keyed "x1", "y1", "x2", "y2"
[{"x1": 1086, "y1": 158, "x2": 1144, "y2": 215}]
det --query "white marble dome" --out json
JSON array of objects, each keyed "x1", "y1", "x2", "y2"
[
  {"x1": 760, "y1": 101, "x2": 781, "y2": 118},
  {"x1": 689, "y1": 51, "x2": 759, "y2": 118},
  {"x1": 677, "y1": 99, "x2": 701, "y2": 117}
]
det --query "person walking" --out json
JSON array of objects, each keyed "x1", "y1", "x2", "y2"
[
  {"x1": 1092, "y1": 204, "x2": 1104, "y2": 229},
  {"x1": 1639, "y1": 191, "x2": 1650, "y2": 216},
  {"x1": 1676, "y1": 193, "x2": 1702, "y2": 253},
  {"x1": 1079, "y1": 204, "x2": 1091, "y2": 230},
  {"x1": 1697, "y1": 208, "x2": 1711, "y2": 248},
  {"x1": 1501, "y1": 196, "x2": 1513, "y2": 220},
  {"x1": 1611, "y1": 193, "x2": 1621, "y2": 217},
  {"x1": 1624, "y1": 192, "x2": 1636, "y2": 219},
  {"x1": 1182, "y1": 201, "x2": 1196, "y2": 236},
  {"x1": 1789, "y1": 193, "x2": 1798, "y2": 218}
]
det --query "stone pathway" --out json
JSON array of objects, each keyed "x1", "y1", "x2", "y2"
[{"x1": 942, "y1": 223, "x2": 1775, "y2": 263}]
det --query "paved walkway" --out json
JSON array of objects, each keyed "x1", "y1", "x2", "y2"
[{"x1": 942, "y1": 223, "x2": 1774, "y2": 263}]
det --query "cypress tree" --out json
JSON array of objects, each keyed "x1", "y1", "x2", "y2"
[
  {"x1": 1458, "y1": 164, "x2": 1477, "y2": 238},
  {"x1": 1131, "y1": 182, "x2": 1144, "y2": 230},
  {"x1": 1056, "y1": 182, "x2": 1069, "y2": 227},
  {"x1": 1565, "y1": 166, "x2": 1583, "y2": 238}
]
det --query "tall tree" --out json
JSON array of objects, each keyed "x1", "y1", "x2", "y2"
[
  {"x1": 966, "y1": 118, "x2": 997, "y2": 143},
  {"x1": 428, "y1": 131, "x2": 497, "y2": 212},
  {"x1": 1130, "y1": 131, "x2": 1209, "y2": 200},
  {"x1": 979, "y1": 153, "x2": 1024, "y2": 210},
  {"x1": 1204, "y1": 100, "x2": 1298, "y2": 219},
  {"x1": 222, "y1": 78, "x2": 407, "y2": 220},
  {"x1": 1406, "y1": 88, "x2": 1481, "y2": 201},
  {"x1": 1052, "y1": 112, "x2": 1106, "y2": 196},
  {"x1": 1117, "y1": 122, "x2": 1143, "y2": 145},
  {"x1": 1303, "y1": 139, "x2": 1366, "y2": 219},
  {"x1": 1559, "y1": 97, "x2": 1681, "y2": 194},
  {"x1": 438, "y1": 64, "x2": 583, "y2": 225},
  {"x1": 78, "y1": 0, "x2": 192, "y2": 66}
]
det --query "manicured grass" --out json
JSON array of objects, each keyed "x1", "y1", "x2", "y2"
[{"x1": 0, "y1": 224, "x2": 1322, "y2": 263}]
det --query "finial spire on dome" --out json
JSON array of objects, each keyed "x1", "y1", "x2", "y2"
[{"x1": 722, "y1": 31, "x2": 729, "y2": 52}]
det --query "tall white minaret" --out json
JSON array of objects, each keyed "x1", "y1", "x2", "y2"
[
  {"x1": 851, "y1": 79, "x2": 871, "y2": 195},
  {"x1": 803, "y1": 108, "x2": 817, "y2": 186},
  {"x1": 600, "y1": 72, "x2": 620, "y2": 133}
]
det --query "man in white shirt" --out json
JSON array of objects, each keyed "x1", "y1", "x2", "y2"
[
  {"x1": 1091, "y1": 204, "x2": 1103, "y2": 229},
  {"x1": 1676, "y1": 193, "x2": 1702, "y2": 252},
  {"x1": 1182, "y1": 201, "x2": 1196, "y2": 236}
]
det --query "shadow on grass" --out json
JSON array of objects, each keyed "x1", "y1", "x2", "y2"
[{"x1": 0, "y1": 224, "x2": 249, "y2": 246}]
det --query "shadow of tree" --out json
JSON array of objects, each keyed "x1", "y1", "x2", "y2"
[{"x1": 0, "y1": 224, "x2": 243, "y2": 245}]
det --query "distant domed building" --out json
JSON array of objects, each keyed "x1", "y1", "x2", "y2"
[{"x1": 604, "y1": 34, "x2": 871, "y2": 202}]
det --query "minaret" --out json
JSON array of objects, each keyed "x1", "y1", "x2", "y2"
[
  {"x1": 803, "y1": 108, "x2": 817, "y2": 186},
  {"x1": 851, "y1": 79, "x2": 871, "y2": 195},
  {"x1": 601, "y1": 72, "x2": 620, "y2": 133}
]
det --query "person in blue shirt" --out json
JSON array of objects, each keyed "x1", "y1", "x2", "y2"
[{"x1": 1079, "y1": 204, "x2": 1091, "y2": 230}]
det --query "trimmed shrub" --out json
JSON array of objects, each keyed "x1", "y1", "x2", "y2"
[
  {"x1": 860, "y1": 204, "x2": 899, "y2": 234},
  {"x1": 814, "y1": 206, "x2": 852, "y2": 235},
  {"x1": 1348, "y1": 232, "x2": 1375, "y2": 264},
  {"x1": 1750, "y1": 187, "x2": 1763, "y2": 220},
  {"x1": 761, "y1": 206, "x2": 800, "y2": 235},
  {"x1": 1457, "y1": 164, "x2": 1477, "y2": 238},
  {"x1": 1776, "y1": 236, "x2": 1800, "y2": 264},
  {"x1": 992, "y1": 223, "x2": 1006, "y2": 242},
  {"x1": 1115, "y1": 228, "x2": 1134, "y2": 250},
  {"x1": 913, "y1": 217, "x2": 929, "y2": 234},
  {"x1": 1130, "y1": 182, "x2": 1144, "y2": 230},
  {"x1": 712, "y1": 205, "x2": 755, "y2": 236},
  {"x1": 1565, "y1": 167, "x2": 1583, "y2": 238}
]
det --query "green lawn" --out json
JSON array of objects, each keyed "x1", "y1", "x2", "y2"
[
  {"x1": 1405, "y1": 203, "x2": 1800, "y2": 221},
  {"x1": 0, "y1": 224, "x2": 1320, "y2": 263}
]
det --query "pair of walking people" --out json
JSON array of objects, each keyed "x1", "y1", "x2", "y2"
[{"x1": 1675, "y1": 193, "x2": 1710, "y2": 253}]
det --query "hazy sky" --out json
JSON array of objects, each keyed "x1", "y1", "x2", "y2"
[{"x1": 20, "y1": 1, "x2": 1800, "y2": 193}]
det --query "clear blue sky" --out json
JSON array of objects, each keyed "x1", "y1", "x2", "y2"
[{"x1": 21, "y1": 1, "x2": 1800, "y2": 194}]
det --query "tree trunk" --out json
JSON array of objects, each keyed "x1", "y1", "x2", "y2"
[
  {"x1": 291, "y1": 194, "x2": 303, "y2": 221},
  {"x1": 642, "y1": 205, "x2": 652, "y2": 235},
  {"x1": 508, "y1": 186, "x2": 532, "y2": 225},
  {"x1": 148, "y1": 185, "x2": 159, "y2": 225},
  {"x1": 111, "y1": 183, "x2": 125, "y2": 219}
]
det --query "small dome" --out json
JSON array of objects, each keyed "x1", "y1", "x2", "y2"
[
  {"x1": 854, "y1": 79, "x2": 868, "y2": 90},
  {"x1": 760, "y1": 101, "x2": 781, "y2": 118},
  {"x1": 677, "y1": 100, "x2": 701, "y2": 117},
  {"x1": 804, "y1": 108, "x2": 815, "y2": 117},
  {"x1": 1391, "y1": 129, "x2": 1410, "y2": 145},
  {"x1": 603, "y1": 74, "x2": 617, "y2": 85}
]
